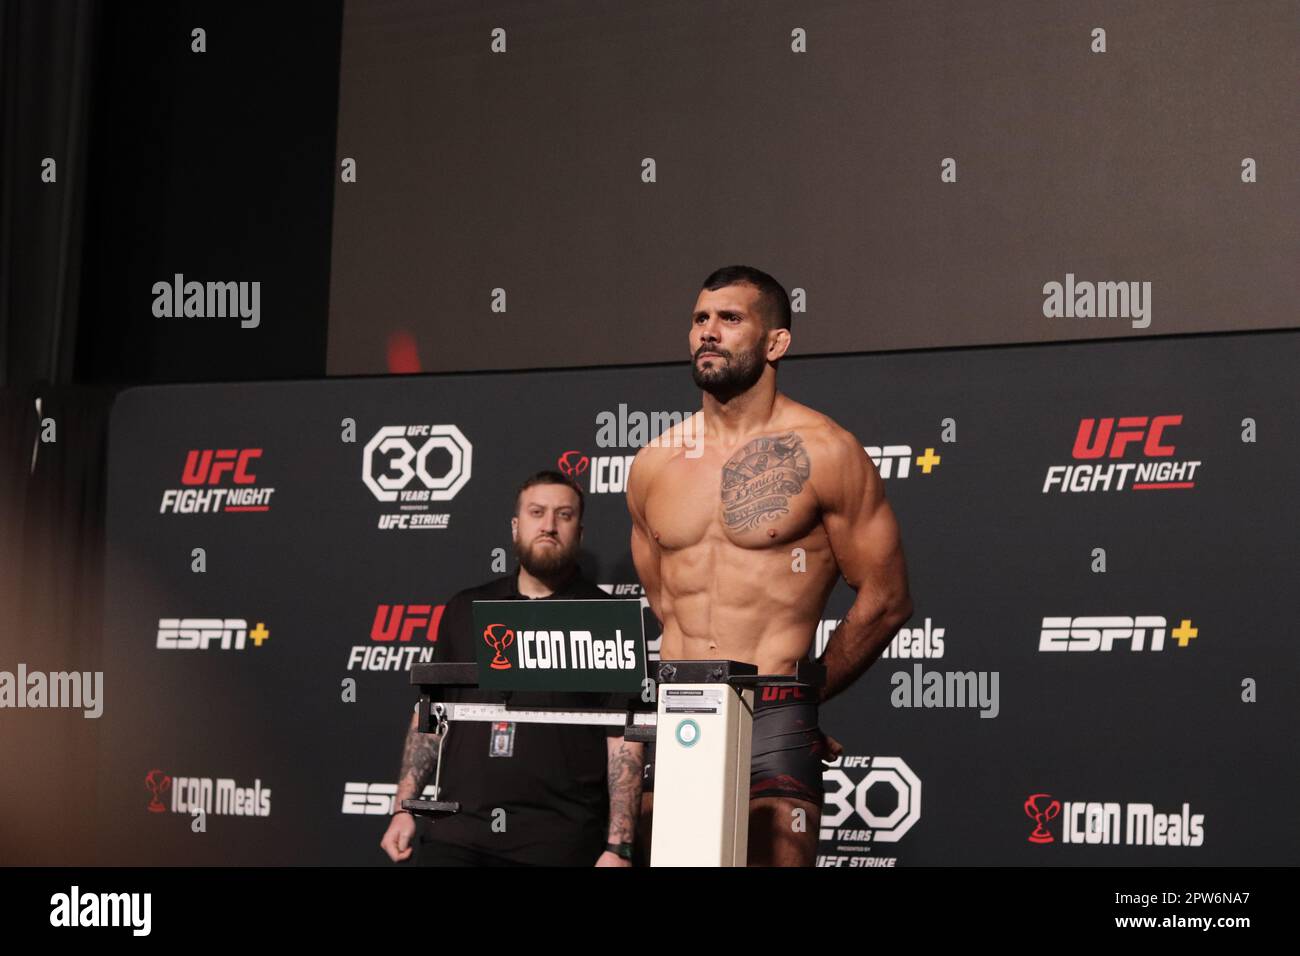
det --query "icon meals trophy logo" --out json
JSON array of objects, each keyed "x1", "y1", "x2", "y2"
[
  {"x1": 471, "y1": 599, "x2": 646, "y2": 692},
  {"x1": 145, "y1": 769, "x2": 172, "y2": 813},
  {"x1": 1024, "y1": 793, "x2": 1061, "y2": 844},
  {"x1": 557, "y1": 450, "x2": 590, "y2": 478},
  {"x1": 483, "y1": 624, "x2": 515, "y2": 670}
]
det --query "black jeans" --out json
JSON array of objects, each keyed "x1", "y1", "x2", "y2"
[{"x1": 415, "y1": 838, "x2": 535, "y2": 867}]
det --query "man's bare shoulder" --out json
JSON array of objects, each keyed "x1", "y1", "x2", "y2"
[
  {"x1": 656, "y1": 410, "x2": 705, "y2": 451},
  {"x1": 771, "y1": 398, "x2": 874, "y2": 508},
  {"x1": 629, "y1": 444, "x2": 666, "y2": 495},
  {"x1": 634, "y1": 412, "x2": 701, "y2": 468},
  {"x1": 772, "y1": 397, "x2": 861, "y2": 455},
  {"x1": 628, "y1": 416, "x2": 689, "y2": 503}
]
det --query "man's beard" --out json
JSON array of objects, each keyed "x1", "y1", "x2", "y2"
[
  {"x1": 691, "y1": 341, "x2": 767, "y2": 399},
  {"x1": 515, "y1": 534, "x2": 579, "y2": 579}
]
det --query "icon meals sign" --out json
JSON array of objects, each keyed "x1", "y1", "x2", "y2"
[{"x1": 471, "y1": 599, "x2": 647, "y2": 692}]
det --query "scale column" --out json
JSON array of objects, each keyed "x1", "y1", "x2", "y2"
[{"x1": 650, "y1": 681, "x2": 755, "y2": 867}]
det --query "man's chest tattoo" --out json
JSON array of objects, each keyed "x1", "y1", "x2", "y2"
[{"x1": 720, "y1": 433, "x2": 811, "y2": 531}]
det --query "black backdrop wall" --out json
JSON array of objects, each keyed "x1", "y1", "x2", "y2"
[
  {"x1": 0, "y1": 0, "x2": 344, "y2": 865},
  {"x1": 94, "y1": 330, "x2": 1298, "y2": 865},
  {"x1": 1, "y1": 1, "x2": 1296, "y2": 868}
]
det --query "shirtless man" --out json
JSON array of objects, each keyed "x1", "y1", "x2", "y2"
[{"x1": 627, "y1": 264, "x2": 914, "y2": 867}]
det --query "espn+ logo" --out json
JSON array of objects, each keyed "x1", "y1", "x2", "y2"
[
  {"x1": 156, "y1": 618, "x2": 269, "y2": 651},
  {"x1": 341, "y1": 782, "x2": 437, "y2": 815},
  {"x1": 1038, "y1": 616, "x2": 1198, "y2": 652}
]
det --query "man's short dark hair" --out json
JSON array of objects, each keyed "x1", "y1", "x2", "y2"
[
  {"x1": 514, "y1": 470, "x2": 585, "y2": 522},
  {"x1": 701, "y1": 265, "x2": 792, "y2": 331}
]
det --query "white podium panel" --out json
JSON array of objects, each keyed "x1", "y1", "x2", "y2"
[{"x1": 650, "y1": 684, "x2": 754, "y2": 867}]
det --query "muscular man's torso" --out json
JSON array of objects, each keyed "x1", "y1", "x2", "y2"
[{"x1": 635, "y1": 398, "x2": 846, "y2": 674}]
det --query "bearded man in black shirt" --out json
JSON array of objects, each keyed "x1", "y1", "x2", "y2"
[{"x1": 379, "y1": 470, "x2": 643, "y2": 866}]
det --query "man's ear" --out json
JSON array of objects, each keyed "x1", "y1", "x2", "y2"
[
  {"x1": 510, "y1": 516, "x2": 518, "y2": 542},
  {"x1": 767, "y1": 327, "x2": 791, "y2": 362}
]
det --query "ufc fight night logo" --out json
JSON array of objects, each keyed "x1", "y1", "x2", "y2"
[
  {"x1": 346, "y1": 604, "x2": 443, "y2": 671},
  {"x1": 1042, "y1": 415, "x2": 1202, "y2": 494},
  {"x1": 159, "y1": 448, "x2": 275, "y2": 513}
]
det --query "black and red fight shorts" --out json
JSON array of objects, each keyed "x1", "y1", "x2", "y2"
[{"x1": 644, "y1": 684, "x2": 827, "y2": 804}]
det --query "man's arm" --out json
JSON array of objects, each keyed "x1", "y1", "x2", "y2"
[
  {"x1": 395, "y1": 706, "x2": 441, "y2": 805},
  {"x1": 626, "y1": 448, "x2": 664, "y2": 625},
  {"x1": 816, "y1": 429, "x2": 914, "y2": 702},
  {"x1": 381, "y1": 592, "x2": 466, "y2": 862},
  {"x1": 380, "y1": 705, "x2": 442, "y2": 862},
  {"x1": 597, "y1": 736, "x2": 644, "y2": 866},
  {"x1": 396, "y1": 592, "x2": 467, "y2": 802}
]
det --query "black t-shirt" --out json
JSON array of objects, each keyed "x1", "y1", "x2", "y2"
[{"x1": 418, "y1": 569, "x2": 619, "y2": 866}]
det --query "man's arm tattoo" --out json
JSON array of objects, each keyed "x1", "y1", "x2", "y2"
[
  {"x1": 397, "y1": 711, "x2": 441, "y2": 801},
  {"x1": 606, "y1": 739, "x2": 643, "y2": 843}
]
